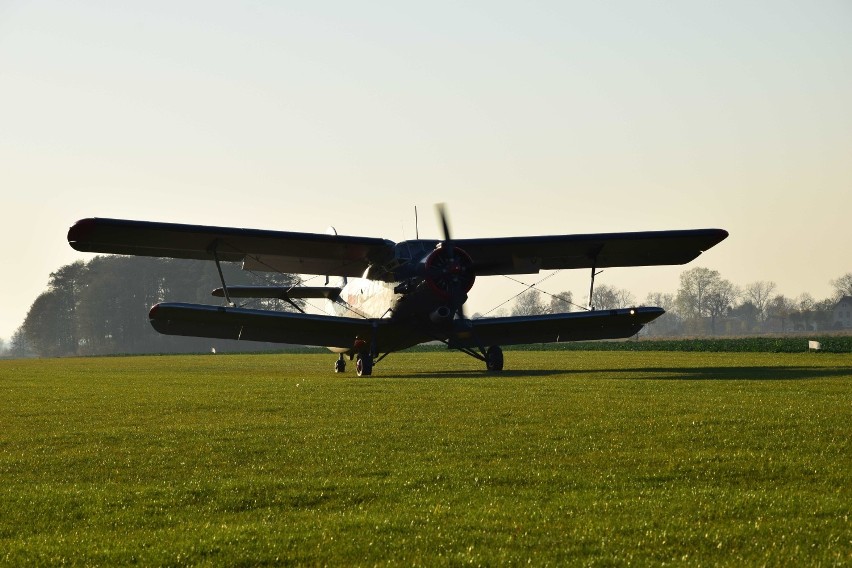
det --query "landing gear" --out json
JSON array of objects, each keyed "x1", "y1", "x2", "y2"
[
  {"x1": 334, "y1": 354, "x2": 346, "y2": 373},
  {"x1": 485, "y1": 346, "x2": 504, "y2": 372},
  {"x1": 356, "y1": 353, "x2": 374, "y2": 377}
]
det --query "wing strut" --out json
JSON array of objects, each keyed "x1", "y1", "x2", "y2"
[
  {"x1": 209, "y1": 240, "x2": 234, "y2": 307},
  {"x1": 587, "y1": 246, "x2": 603, "y2": 311}
]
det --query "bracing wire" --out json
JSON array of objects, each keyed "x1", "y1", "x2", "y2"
[{"x1": 481, "y1": 270, "x2": 590, "y2": 317}]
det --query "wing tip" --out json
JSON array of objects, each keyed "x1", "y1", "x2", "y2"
[
  {"x1": 67, "y1": 218, "x2": 99, "y2": 249},
  {"x1": 703, "y1": 228, "x2": 729, "y2": 251}
]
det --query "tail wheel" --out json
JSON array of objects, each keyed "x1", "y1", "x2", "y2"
[{"x1": 486, "y1": 346, "x2": 504, "y2": 372}]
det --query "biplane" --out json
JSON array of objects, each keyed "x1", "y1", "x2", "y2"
[{"x1": 67, "y1": 207, "x2": 727, "y2": 375}]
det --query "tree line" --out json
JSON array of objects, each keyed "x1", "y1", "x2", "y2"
[
  {"x1": 4, "y1": 258, "x2": 851, "y2": 358},
  {"x1": 6, "y1": 256, "x2": 299, "y2": 358},
  {"x1": 503, "y1": 269, "x2": 852, "y2": 337}
]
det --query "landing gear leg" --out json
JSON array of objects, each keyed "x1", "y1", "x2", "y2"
[
  {"x1": 485, "y1": 346, "x2": 504, "y2": 372},
  {"x1": 356, "y1": 353, "x2": 373, "y2": 377},
  {"x1": 334, "y1": 354, "x2": 346, "y2": 373}
]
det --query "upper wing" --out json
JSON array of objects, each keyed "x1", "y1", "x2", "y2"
[
  {"x1": 447, "y1": 229, "x2": 728, "y2": 275},
  {"x1": 457, "y1": 307, "x2": 665, "y2": 346},
  {"x1": 68, "y1": 218, "x2": 396, "y2": 277},
  {"x1": 69, "y1": 218, "x2": 727, "y2": 279}
]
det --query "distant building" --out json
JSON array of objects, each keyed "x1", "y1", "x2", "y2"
[{"x1": 833, "y1": 296, "x2": 852, "y2": 329}]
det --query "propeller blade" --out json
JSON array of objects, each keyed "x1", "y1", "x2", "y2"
[
  {"x1": 435, "y1": 202, "x2": 456, "y2": 262},
  {"x1": 433, "y1": 203, "x2": 470, "y2": 322},
  {"x1": 436, "y1": 203, "x2": 452, "y2": 241}
]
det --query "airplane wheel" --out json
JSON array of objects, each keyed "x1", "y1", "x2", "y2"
[
  {"x1": 334, "y1": 358, "x2": 346, "y2": 373},
  {"x1": 356, "y1": 354, "x2": 373, "y2": 377},
  {"x1": 486, "y1": 346, "x2": 504, "y2": 372}
]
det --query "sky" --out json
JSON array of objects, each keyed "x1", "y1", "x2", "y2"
[{"x1": 1, "y1": 1, "x2": 850, "y2": 342}]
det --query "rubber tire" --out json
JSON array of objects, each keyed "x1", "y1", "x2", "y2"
[
  {"x1": 486, "y1": 346, "x2": 504, "y2": 372},
  {"x1": 356, "y1": 354, "x2": 373, "y2": 377}
]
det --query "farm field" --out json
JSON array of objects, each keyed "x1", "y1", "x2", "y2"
[{"x1": 1, "y1": 351, "x2": 850, "y2": 566}]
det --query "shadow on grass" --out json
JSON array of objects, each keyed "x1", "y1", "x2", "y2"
[
  {"x1": 380, "y1": 369, "x2": 568, "y2": 379},
  {"x1": 590, "y1": 366, "x2": 852, "y2": 381},
  {"x1": 379, "y1": 366, "x2": 852, "y2": 381}
]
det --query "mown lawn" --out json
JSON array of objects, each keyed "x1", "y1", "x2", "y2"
[{"x1": 1, "y1": 351, "x2": 850, "y2": 566}]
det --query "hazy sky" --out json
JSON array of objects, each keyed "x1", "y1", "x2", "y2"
[{"x1": 1, "y1": 1, "x2": 850, "y2": 341}]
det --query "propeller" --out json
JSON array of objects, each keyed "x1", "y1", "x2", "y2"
[
  {"x1": 436, "y1": 202, "x2": 452, "y2": 243},
  {"x1": 430, "y1": 203, "x2": 473, "y2": 321}
]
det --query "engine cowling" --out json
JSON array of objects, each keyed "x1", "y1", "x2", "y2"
[{"x1": 423, "y1": 243, "x2": 476, "y2": 301}]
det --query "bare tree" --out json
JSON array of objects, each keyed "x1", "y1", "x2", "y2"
[
  {"x1": 511, "y1": 290, "x2": 548, "y2": 316},
  {"x1": 812, "y1": 297, "x2": 838, "y2": 330},
  {"x1": 743, "y1": 281, "x2": 777, "y2": 323},
  {"x1": 796, "y1": 293, "x2": 816, "y2": 330},
  {"x1": 677, "y1": 268, "x2": 743, "y2": 334},
  {"x1": 705, "y1": 279, "x2": 739, "y2": 334},
  {"x1": 548, "y1": 290, "x2": 573, "y2": 313},
  {"x1": 766, "y1": 294, "x2": 796, "y2": 332},
  {"x1": 831, "y1": 273, "x2": 852, "y2": 299},
  {"x1": 644, "y1": 292, "x2": 681, "y2": 336},
  {"x1": 676, "y1": 267, "x2": 719, "y2": 321},
  {"x1": 729, "y1": 301, "x2": 760, "y2": 334},
  {"x1": 592, "y1": 284, "x2": 635, "y2": 310},
  {"x1": 645, "y1": 292, "x2": 676, "y2": 311}
]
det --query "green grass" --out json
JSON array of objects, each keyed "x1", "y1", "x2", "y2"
[{"x1": 1, "y1": 351, "x2": 850, "y2": 566}]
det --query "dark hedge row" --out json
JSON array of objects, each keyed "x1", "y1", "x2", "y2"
[{"x1": 506, "y1": 336, "x2": 852, "y2": 353}]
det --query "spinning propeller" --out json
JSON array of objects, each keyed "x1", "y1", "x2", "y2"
[{"x1": 423, "y1": 204, "x2": 476, "y2": 321}]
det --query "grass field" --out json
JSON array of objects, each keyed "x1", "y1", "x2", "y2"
[{"x1": 1, "y1": 351, "x2": 850, "y2": 566}]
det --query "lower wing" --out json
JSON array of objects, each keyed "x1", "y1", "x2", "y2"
[
  {"x1": 460, "y1": 307, "x2": 664, "y2": 346},
  {"x1": 149, "y1": 303, "x2": 375, "y2": 349},
  {"x1": 148, "y1": 303, "x2": 663, "y2": 352},
  {"x1": 148, "y1": 303, "x2": 428, "y2": 352}
]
